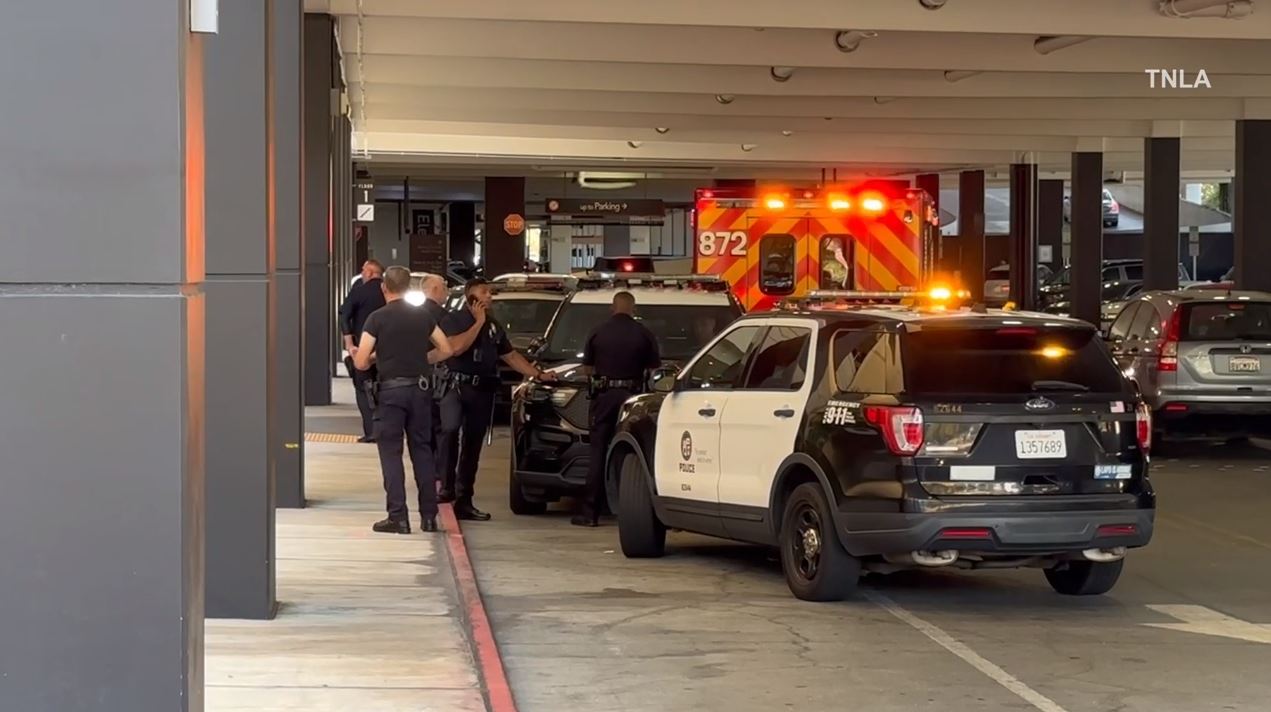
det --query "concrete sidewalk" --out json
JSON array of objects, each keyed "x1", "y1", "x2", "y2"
[{"x1": 205, "y1": 382, "x2": 487, "y2": 712}]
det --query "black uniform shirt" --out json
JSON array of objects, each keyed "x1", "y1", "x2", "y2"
[
  {"x1": 339, "y1": 277, "x2": 387, "y2": 339},
  {"x1": 442, "y1": 308, "x2": 513, "y2": 376},
  {"x1": 583, "y1": 313, "x2": 661, "y2": 379},
  {"x1": 423, "y1": 298, "x2": 448, "y2": 325},
  {"x1": 360, "y1": 300, "x2": 439, "y2": 381}
]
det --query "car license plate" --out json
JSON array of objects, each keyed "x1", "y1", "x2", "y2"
[
  {"x1": 1229, "y1": 356, "x2": 1261, "y2": 373},
  {"x1": 1014, "y1": 430, "x2": 1066, "y2": 459}
]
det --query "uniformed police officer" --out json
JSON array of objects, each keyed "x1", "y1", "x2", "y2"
[
  {"x1": 439, "y1": 277, "x2": 555, "y2": 520},
  {"x1": 574, "y1": 291, "x2": 660, "y2": 527},
  {"x1": 418, "y1": 273, "x2": 454, "y2": 489},
  {"x1": 353, "y1": 266, "x2": 453, "y2": 534},
  {"x1": 339, "y1": 259, "x2": 386, "y2": 442}
]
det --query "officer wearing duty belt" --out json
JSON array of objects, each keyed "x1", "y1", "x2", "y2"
[
  {"x1": 353, "y1": 266, "x2": 453, "y2": 534},
  {"x1": 575, "y1": 291, "x2": 660, "y2": 528}
]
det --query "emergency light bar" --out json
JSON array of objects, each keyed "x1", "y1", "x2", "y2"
[
  {"x1": 576, "y1": 272, "x2": 729, "y2": 291},
  {"x1": 786, "y1": 287, "x2": 972, "y2": 310},
  {"x1": 489, "y1": 273, "x2": 578, "y2": 291}
]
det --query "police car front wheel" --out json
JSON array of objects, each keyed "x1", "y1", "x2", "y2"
[{"x1": 780, "y1": 483, "x2": 861, "y2": 601}]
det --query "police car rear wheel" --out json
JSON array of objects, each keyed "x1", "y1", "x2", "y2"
[
  {"x1": 618, "y1": 455, "x2": 665, "y2": 558},
  {"x1": 780, "y1": 483, "x2": 860, "y2": 601},
  {"x1": 1044, "y1": 559, "x2": 1123, "y2": 596},
  {"x1": 508, "y1": 452, "x2": 547, "y2": 516}
]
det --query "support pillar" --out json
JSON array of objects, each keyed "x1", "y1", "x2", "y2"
[
  {"x1": 203, "y1": 0, "x2": 277, "y2": 620},
  {"x1": 449, "y1": 201, "x2": 476, "y2": 267},
  {"x1": 302, "y1": 13, "x2": 336, "y2": 405},
  {"x1": 1009, "y1": 162, "x2": 1038, "y2": 310},
  {"x1": 0, "y1": 1, "x2": 204, "y2": 708},
  {"x1": 1071, "y1": 153, "x2": 1105, "y2": 325},
  {"x1": 273, "y1": 0, "x2": 305, "y2": 508},
  {"x1": 1235, "y1": 120, "x2": 1271, "y2": 291},
  {"x1": 1144, "y1": 137, "x2": 1181, "y2": 291},
  {"x1": 1038, "y1": 179, "x2": 1064, "y2": 273},
  {"x1": 484, "y1": 177, "x2": 526, "y2": 276},
  {"x1": 958, "y1": 170, "x2": 986, "y2": 300},
  {"x1": 603, "y1": 225, "x2": 632, "y2": 257}
]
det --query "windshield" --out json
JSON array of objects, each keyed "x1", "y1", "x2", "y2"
[
  {"x1": 542, "y1": 302, "x2": 740, "y2": 361},
  {"x1": 1182, "y1": 302, "x2": 1271, "y2": 341},
  {"x1": 902, "y1": 326, "x2": 1126, "y2": 395},
  {"x1": 489, "y1": 297, "x2": 561, "y2": 336}
]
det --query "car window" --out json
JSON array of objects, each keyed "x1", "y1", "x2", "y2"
[
  {"x1": 832, "y1": 328, "x2": 893, "y2": 394},
  {"x1": 819, "y1": 235, "x2": 853, "y2": 289},
  {"x1": 987, "y1": 265, "x2": 1010, "y2": 278},
  {"x1": 542, "y1": 302, "x2": 739, "y2": 362},
  {"x1": 1179, "y1": 264, "x2": 1191, "y2": 281},
  {"x1": 759, "y1": 235, "x2": 797, "y2": 296},
  {"x1": 489, "y1": 297, "x2": 561, "y2": 336},
  {"x1": 683, "y1": 325, "x2": 764, "y2": 390},
  {"x1": 742, "y1": 326, "x2": 812, "y2": 390},
  {"x1": 902, "y1": 326, "x2": 1126, "y2": 395},
  {"x1": 1108, "y1": 303, "x2": 1141, "y2": 340},
  {"x1": 1099, "y1": 266, "x2": 1122, "y2": 281},
  {"x1": 1128, "y1": 302, "x2": 1158, "y2": 340},
  {"x1": 1123, "y1": 264, "x2": 1144, "y2": 280},
  {"x1": 1181, "y1": 302, "x2": 1271, "y2": 341}
]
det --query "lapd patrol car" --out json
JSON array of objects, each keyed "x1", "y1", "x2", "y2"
[
  {"x1": 486, "y1": 274, "x2": 577, "y2": 411},
  {"x1": 604, "y1": 291, "x2": 1156, "y2": 601},
  {"x1": 508, "y1": 274, "x2": 744, "y2": 514}
]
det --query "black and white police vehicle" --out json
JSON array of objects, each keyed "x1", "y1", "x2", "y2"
[
  {"x1": 486, "y1": 274, "x2": 578, "y2": 412},
  {"x1": 605, "y1": 291, "x2": 1156, "y2": 601},
  {"x1": 508, "y1": 274, "x2": 744, "y2": 514}
]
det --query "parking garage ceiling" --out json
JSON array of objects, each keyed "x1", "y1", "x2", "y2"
[{"x1": 307, "y1": 0, "x2": 1271, "y2": 181}]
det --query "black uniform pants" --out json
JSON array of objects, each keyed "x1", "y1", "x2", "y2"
[
  {"x1": 350, "y1": 361, "x2": 378, "y2": 438},
  {"x1": 374, "y1": 384, "x2": 437, "y2": 521},
  {"x1": 584, "y1": 388, "x2": 633, "y2": 517},
  {"x1": 438, "y1": 383, "x2": 496, "y2": 504}
]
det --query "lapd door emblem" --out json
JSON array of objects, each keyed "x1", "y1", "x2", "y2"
[
  {"x1": 1025, "y1": 396, "x2": 1055, "y2": 411},
  {"x1": 680, "y1": 431, "x2": 693, "y2": 461}
]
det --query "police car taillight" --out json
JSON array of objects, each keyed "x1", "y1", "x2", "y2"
[
  {"x1": 1135, "y1": 402, "x2": 1152, "y2": 453},
  {"x1": 863, "y1": 405, "x2": 924, "y2": 456}
]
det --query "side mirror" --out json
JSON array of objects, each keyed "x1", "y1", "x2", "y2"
[
  {"x1": 526, "y1": 336, "x2": 545, "y2": 360},
  {"x1": 650, "y1": 364, "x2": 682, "y2": 393}
]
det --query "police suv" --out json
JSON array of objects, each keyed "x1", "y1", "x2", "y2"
[
  {"x1": 605, "y1": 292, "x2": 1156, "y2": 601},
  {"x1": 509, "y1": 274, "x2": 744, "y2": 514}
]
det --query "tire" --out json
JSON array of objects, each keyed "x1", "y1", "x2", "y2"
[
  {"x1": 508, "y1": 447, "x2": 547, "y2": 516},
  {"x1": 618, "y1": 455, "x2": 665, "y2": 558},
  {"x1": 779, "y1": 483, "x2": 861, "y2": 601},
  {"x1": 1044, "y1": 559, "x2": 1123, "y2": 596}
]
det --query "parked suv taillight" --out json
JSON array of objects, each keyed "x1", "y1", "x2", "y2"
[
  {"x1": 864, "y1": 405, "x2": 924, "y2": 455},
  {"x1": 1135, "y1": 401, "x2": 1152, "y2": 453},
  {"x1": 1157, "y1": 307, "x2": 1182, "y2": 372}
]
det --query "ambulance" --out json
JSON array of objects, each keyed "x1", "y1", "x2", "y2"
[{"x1": 693, "y1": 184, "x2": 943, "y2": 311}]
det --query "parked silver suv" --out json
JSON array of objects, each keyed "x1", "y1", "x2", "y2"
[{"x1": 1106, "y1": 290, "x2": 1271, "y2": 439}]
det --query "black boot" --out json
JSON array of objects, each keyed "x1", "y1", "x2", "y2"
[
  {"x1": 421, "y1": 516, "x2": 438, "y2": 533},
  {"x1": 570, "y1": 514, "x2": 600, "y2": 528},
  {"x1": 437, "y1": 488, "x2": 456, "y2": 504},
  {"x1": 372, "y1": 517, "x2": 411, "y2": 534},
  {"x1": 454, "y1": 499, "x2": 492, "y2": 521}
]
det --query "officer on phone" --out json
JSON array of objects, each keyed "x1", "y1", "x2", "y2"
[
  {"x1": 353, "y1": 266, "x2": 453, "y2": 534},
  {"x1": 438, "y1": 278, "x2": 555, "y2": 520},
  {"x1": 574, "y1": 291, "x2": 660, "y2": 527}
]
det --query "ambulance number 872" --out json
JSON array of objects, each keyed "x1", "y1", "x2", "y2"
[{"x1": 697, "y1": 230, "x2": 749, "y2": 257}]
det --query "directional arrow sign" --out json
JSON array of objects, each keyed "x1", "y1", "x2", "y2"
[{"x1": 1146, "y1": 605, "x2": 1271, "y2": 644}]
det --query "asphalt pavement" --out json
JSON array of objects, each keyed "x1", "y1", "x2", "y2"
[{"x1": 462, "y1": 430, "x2": 1271, "y2": 712}]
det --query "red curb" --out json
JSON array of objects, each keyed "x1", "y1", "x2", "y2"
[{"x1": 440, "y1": 504, "x2": 518, "y2": 712}]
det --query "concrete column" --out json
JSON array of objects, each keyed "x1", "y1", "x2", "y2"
[
  {"x1": 958, "y1": 170, "x2": 986, "y2": 300},
  {"x1": 331, "y1": 114, "x2": 352, "y2": 374},
  {"x1": 1038, "y1": 179, "x2": 1064, "y2": 272},
  {"x1": 273, "y1": 0, "x2": 305, "y2": 508},
  {"x1": 1071, "y1": 153, "x2": 1105, "y2": 325},
  {"x1": 302, "y1": 13, "x2": 335, "y2": 405},
  {"x1": 1144, "y1": 137, "x2": 1182, "y2": 291},
  {"x1": 485, "y1": 177, "x2": 527, "y2": 275},
  {"x1": 450, "y1": 201, "x2": 477, "y2": 267},
  {"x1": 1235, "y1": 120, "x2": 1271, "y2": 291},
  {"x1": 0, "y1": 1, "x2": 203, "y2": 709},
  {"x1": 603, "y1": 224, "x2": 632, "y2": 257},
  {"x1": 203, "y1": 0, "x2": 277, "y2": 620},
  {"x1": 1009, "y1": 163, "x2": 1038, "y2": 310}
]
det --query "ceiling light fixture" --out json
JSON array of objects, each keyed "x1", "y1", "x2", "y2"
[
  {"x1": 1159, "y1": 0, "x2": 1253, "y2": 18},
  {"x1": 770, "y1": 66, "x2": 795, "y2": 82},
  {"x1": 627, "y1": 140, "x2": 643, "y2": 149},
  {"x1": 918, "y1": 0, "x2": 948, "y2": 8},
  {"x1": 741, "y1": 144, "x2": 758, "y2": 152},
  {"x1": 1033, "y1": 35, "x2": 1092, "y2": 55},
  {"x1": 715, "y1": 94, "x2": 736, "y2": 105},
  {"x1": 781, "y1": 130, "x2": 794, "y2": 137},
  {"x1": 655, "y1": 127, "x2": 670, "y2": 134},
  {"x1": 943, "y1": 70, "x2": 981, "y2": 82},
  {"x1": 834, "y1": 30, "x2": 878, "y2": 53}
]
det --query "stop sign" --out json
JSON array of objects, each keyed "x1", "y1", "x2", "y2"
[{"x1": 503, "y1": 213, "x2": 525, "y2": 236}]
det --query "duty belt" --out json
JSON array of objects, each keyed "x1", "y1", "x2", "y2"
[
  {"x1": 449, "y1": 372, "x2": 498, "y2": 389},
  {"x1": 593, "y1": 377, "x2": 641, "y2": 390},
  {"x1": 379, "y1": 375, "x2": 430, "y2": 391}
]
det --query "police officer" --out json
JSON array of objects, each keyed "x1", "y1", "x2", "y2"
[
  {"x1": 353, "y1": 266, "x2": 453, "y2": 534},
  {"x1": 418, "y1": 273, "x2": 454, "y2": 487},
  {"x1": 339, "y1": 259, "x2": 386, "y2": 442},
  {"x1": 438, "y1": 277, "x2": 555, "y2": 520},
  {"x1": 574, "y1": 291, "x2": 660, "y2": 527}
]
